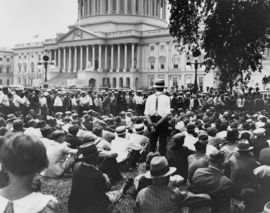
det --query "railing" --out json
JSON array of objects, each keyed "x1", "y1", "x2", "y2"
[{"x1": 14, "y1": 42, "x2": 44, "y2": 48}]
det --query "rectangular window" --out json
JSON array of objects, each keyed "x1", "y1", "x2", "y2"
[
  {"x1": 7, "y1": 79, "x2": 10, "y2": 86},
  {"x1": 7, "y1": 58, "x2": 10, "y2": 62},
  {"x1": 174, "y1": 63, "x2": 178, "y2": 69},
  {"x1": 6, "y1": 67, "x2": 9, "y2": 74},
  {"x1": 0, "y1": 79, "x2": 2, "y2": 85},
  {"x1": 0, "y1": 57, "x2": 2, "y2": 61},
  {"x1": 160, "y1": 62, "x2": 165, "y2": 69},
  {"x1": 150, "y1": 46, "x2": 155, "y2": 52},
  {"x1": 0, "y1": 67, "x2": 2, "y2": 73}
]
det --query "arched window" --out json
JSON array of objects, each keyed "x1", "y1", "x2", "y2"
[
  {"x1": 103, "y1": 78, "x2": 107, "y2": 87},
  {"x1": 18, "y1": 63, "x2": 22, "y2": 73},
  {"x1": 172, "y1": 54, "x2": 180, "y2": 69},
  {"x1": 31, "y1": 62, "x2": 35, "y2": 72},
  {"x1": 126, "y1": 77, "x2": 130, "y2": 88},
  {"x1": 113, "y1": 78, "x2": 117, "y2": 88},
  {"x1": 23, "y1": 63, "x2": 27, "y2": 72},
  {"x1": 119, "y1": 77, "x2": 123, "y2": 88},
  {"x1": 159, "y1": 56, "x2": 166, "y2": 69},
  {"x1": 149, "y1": 56, "x2": 155, "y2": 69}
]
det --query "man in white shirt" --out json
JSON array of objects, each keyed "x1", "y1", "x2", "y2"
[
  {"x1": 54, "y1": 93, "x2": 63, "y2": 113},
  {"x1": 144, "y1": 79, "x2": 171, "y2": 156},
  {"x1": 13, "y1": 88, "x2": 26, "y2": 116},
  {"x1": 0, "y1": 87, "x2": 11, "y2": 117}
]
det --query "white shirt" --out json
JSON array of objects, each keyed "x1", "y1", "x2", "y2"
[
  {"x1": 144, "y1": 92, "x2": 171, "y2": 117},
  {"x1": 13, "y1": 94, "x2": 25, "y2": 107},
  {"x1": 0, "y1": 92, "x2": 9, "y2": 107},
  {"x1": 0, "y1": 192, "x2": 57, "y2": 213},
  {"x1": 54, "y1": 96, "x2": 63, "y2": 107},
  {"x1": 24, "y1": 127, "x2": 43, "y2": 138},
  {"x1": 129, "y1": 133, "x2": 149, "y2": 151},
  {"x1": 111, "y1": 137, "x2": 132, "y2": 163},
  {"x1": 134, "y1": 95, "x2": 144, "y2": 105},
  {"x1": 39, "y1": 97, "x2": 47, "y2": 107}
]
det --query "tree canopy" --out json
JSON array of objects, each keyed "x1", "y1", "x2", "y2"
[{"x1": 169, "y1": 0, "x2": 270, "y2": 91}]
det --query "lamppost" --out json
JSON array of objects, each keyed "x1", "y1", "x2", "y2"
[
  {"x1": 186, "y1": 49, "x2": 202, "y2": 94},
  {"x1": 38, "y1": 55, "x2": 54, "y2": 82}
]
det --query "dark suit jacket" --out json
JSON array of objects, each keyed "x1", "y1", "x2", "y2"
[{"x1": 68, "y1": 162, "x2": 111, "y2": 213}]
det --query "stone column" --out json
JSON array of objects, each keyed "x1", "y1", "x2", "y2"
[
  {"x1": 154, "y1": 0, "x2": 157, "y2": 17},
  {"x1": 100, "y1": 0, "x2": 103, "y2": 14},
  {"x1": 157, "y1": 0, "x2": 160, "y2": 18},
  {"x1": 92, "y1": 45, "x2": 95, "y2": 70},
  {"x1": 116, "y1": 0, "x2": 120, "y2": 14},
  {"x1": 74, "y1": 47, "x2": 77, "y2": 72},
  {"x1": 108, "y1": 0, "x2": 112, "y2": 14},
  {"x1": 124, "y1": 0, "x2": 128, "y2": 14},
  {"x1": 58, "y1": 48, "x2": 61, "y2": 72},
  {"x1": 86, "y1": 45, "x2": 89, "y2": 70},
  {"x1": 124, "y1": 44, "x2": 127, "y2": 71},
  {"x1": 163, "y1": 0, "x2": 167, "y2": 20},
  {"x1": 98, "y1": 45, "x2": 102, "y2": 71},
  {"x1": 68, "y1": 47, "x2": 72, "y2": 72},
  {"x1": 105, "y1": 45, "x2": 108, "y2": 70},
  {"x1": 117, "y1": 44, "x2": 121, "y2": 72},
  {"x1": 93, "y1": 0, "x2": 96, "y2": 15},
  {"x1": 139, "y1": 0, "x2": 144, "y2": 15},
  {"x1": 111, "y1": 45, "x2": 114, "y2": 72},
  {"x1": 155, "y1": 43, "x2": 159, "y2": 71},
  {"x1": 80, "y1": 46, "x2": 83, "y2": 71},
  {"x1": 54, "y1": 49, "x2": 57, "y2": 65},
  {"x1": 148, "y1": 0, "x2": 151, "y2": 16},
  {"x1": 63, "y1": 47, "x2": 67, "y2": 72},
  {"x1": 132, "y1": 0, "x2": 136, "y2": 14},
  {"x1": 78, "y1": 0, "x2": 81, "y2": 18},
  {"x1": 131, "y1": 43, "x2": 135, "y2": 71}
]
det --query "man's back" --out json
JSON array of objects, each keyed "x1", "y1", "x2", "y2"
[
  {"x1": 68, "y1": 162, "x2": 110, "y2": 213},
  {"x1": 136, "y1": 185, "x2": 186, "y2": 213}
]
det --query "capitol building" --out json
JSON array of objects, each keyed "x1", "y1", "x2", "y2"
[{"x1": 12, "y1": 0, "x2": 270, "y2": 90}]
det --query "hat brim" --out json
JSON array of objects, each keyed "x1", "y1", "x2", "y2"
[
  {"x1": 153, "y1": 85, "x2": 165, "y2": 88},
  {"x1": 144, "y1": 167, "x2": 176, "y2": 179},
  {"x1": 77, "y1": 151, "x2": 100, "y2": 161},
  {"x1": 236, "y1": 147, "x2": 254, "y2": 152}
]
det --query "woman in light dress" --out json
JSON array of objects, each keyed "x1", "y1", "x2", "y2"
[{"x1": 0, "y1": 134, "x2": 58, "y2": 213}]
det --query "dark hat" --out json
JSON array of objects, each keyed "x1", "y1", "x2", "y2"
[
  {"x1": 116, "y1": 126, "x2": 126, "y2": 136},
  {"x1": 154, "y1": 79, "x2": 165, "y2": 88},
  {"x1": 226, "y1": 130, "x2": 239, "y2": 142},
  {"x1": 236, "y1": 140, "x2": 253, "y2": 152},
  {"x1": 209, "y1": 151, "x2": 225, "y2": 163},
  {"x1": 6, "y1": 114, "x2": 15, "y2": 122},
  {"x1": 52, "y1": 130, "x2": 65, "y2": 139},
  {"x1": 198, "y1": 134, "x2": 208, "y2": 143},
  {"x1": 145, "y1": 156, "x2": 176, "y2": 179},
  {"x1": 172, "y1": 133, "x2": 185, "y2": 145},
  {"x1": 77, "y1": 142, "x2": 100, "y2": 161},
  {"x1": 134, "y1": 124, "x2": 145, "y2": 134},
  {"x1": 187, "y1": 123, "x2": 196, "y2": 132},
  {"x1": 207, "y1": 127, "x2": 218, "y2": 137}
]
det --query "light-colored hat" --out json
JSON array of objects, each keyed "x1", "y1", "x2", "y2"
[
  {"x1": 116, "y1": 126, "x2": 126, "y2": 136},
  {"x1": 153, "y1": 79, "x2": 165, "y2": 88},
  {"x1": 145, "y1": 156, "x2": 176, "y2": 179},
  {"x1": 44, "y1": 92, "x2": 49, "y2": 96},
  {"x1": 264, "y1": 201, "x2": 270, "y2": 213},
  {"x1": 134, "y1": 124, "x2": 145, "y2": 134}
]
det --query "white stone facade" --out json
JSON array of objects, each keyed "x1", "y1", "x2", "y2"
[
  {"x1": 0, "y1": 48, "x2": 14, "y2": 86},
  {"x1": 12, "y1": 0, "x2": 270, "y2": 90}
]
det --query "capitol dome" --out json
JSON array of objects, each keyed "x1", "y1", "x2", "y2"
[{"x1": 76, "y1": 0, "x2": 168, "y2": 32}]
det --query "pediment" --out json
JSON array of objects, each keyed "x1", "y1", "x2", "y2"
[{"x1": 58, "y1": 27, "x2": 101, "y2": 42}]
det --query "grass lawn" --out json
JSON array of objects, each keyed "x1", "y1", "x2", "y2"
[{"x1": 40, "y1": 164, "x2": 146, "y2": 213}]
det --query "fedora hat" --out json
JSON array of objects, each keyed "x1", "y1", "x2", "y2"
[
  {"x1": 77, "y1": 142, "x2": 100, "y2": 161},
  {"x1": 154, "y1": 79, "x2": 165, "y2": 88},
  {"x1": 236, "y1": 140, "x2": 254, "y2": 152},
  {"x1": 145, "y1": 156, "x2": 176, "y2": 179},
  {"x1": 116, "y1": 126, "x2": 126, "y2": 136},
  {"x1": 264, "y1": 201, "x2": 270, "y2": 213},
  {"x1": 134, "y1": 124, "x2": 145, "y2": 134}
]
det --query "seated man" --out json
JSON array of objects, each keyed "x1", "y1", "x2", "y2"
[
  {"x1": 40, "y1": 127, "x2": 78, "y2": 178},
  {"x1": 65, "y1": 125, "x2": 83, "y2": 149},
  {"x1": 68, "y1": 143, "x2": 133, "y2": 213},
  {"x1": 111, "y1": 126, "x2": 139, "y2": 170},
  {"x1": 189, "y1": 151, "x2": 233, "y2": 213},
  {"x1": 136, "y1": 156, "x2": 211, "y2": 213}
]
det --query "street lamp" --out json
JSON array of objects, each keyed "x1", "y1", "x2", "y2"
[
  {"x1": 186, "y1": 48, "x2": 202, "y2": 94},
  {"x1": 38, "y1": 55, "x2": 54, "y2": 82}
]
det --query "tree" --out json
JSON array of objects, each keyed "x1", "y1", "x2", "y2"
[{"x1": 169, "y1": 0, "x2": 270, "y2": 91}]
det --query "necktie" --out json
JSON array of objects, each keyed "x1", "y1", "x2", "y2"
[{"x1": 4, "y1": 201, "x2": 14, "y2": 213}]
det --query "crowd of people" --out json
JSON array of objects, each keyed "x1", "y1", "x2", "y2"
[{"x1": 0, "y1": 80, "x2": 270, "y2": 213}]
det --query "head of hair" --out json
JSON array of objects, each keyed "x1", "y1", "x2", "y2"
[
  {"x1": 0, "y1": 134, "x2": 48, "y2": 176},
  {"x1": 68, "y1": 125, "x2": 80, "y2": 137},
  {"x1": 114, "y1": 116, "x2": 121, "y2": 124},
  {"x1": 0, "y1": 117, "x2": 6, "y2": 128},
  {"x1": 194, "y1": 141, "x2": 207, "y2": 154},
  {"x1": 41, "y1": 127, "x2": 53, "y2": 138},
  {"x1": 93, "y1": 126, "x2": 103, "y2": 137},
  {"x1": 13, "y1": 120, "x2": 24, "y2": 132}
]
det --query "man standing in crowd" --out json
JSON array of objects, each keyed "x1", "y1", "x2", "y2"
[{"x1": 144, "y1": 79, "x2": 171, "y2": 156}]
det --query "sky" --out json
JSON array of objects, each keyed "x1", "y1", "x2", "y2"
[{"x1": 0, "y1": 0, "x2": 77, "y2": 48}]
